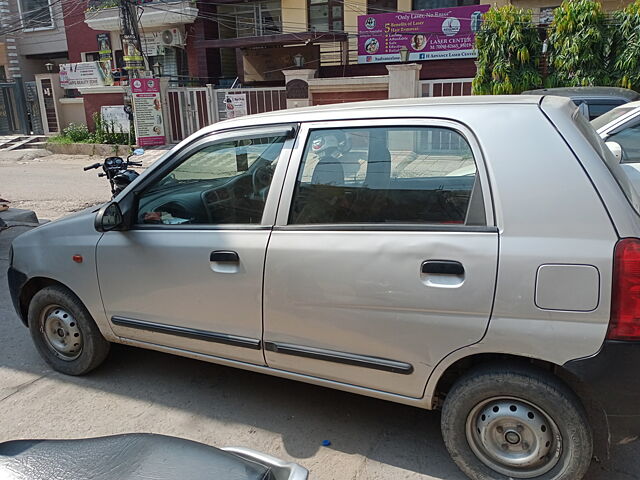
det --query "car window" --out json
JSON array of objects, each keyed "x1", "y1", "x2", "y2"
[
  {"x1": 289, "y1": 126, "x2": 480, "y2": 225},
  {"x1": 137, "y1": 134, "x2": 287, "y2": 225},
  {"x1": 607, "y1": 118, "x2": 640, "y2": 163},
  {"x1": 591, "y1": 106, "x2": 636, "y2": 131},
  {"x1": 588, "y1": 102, "x2": 625, "y2": 120},
  {"x1": 572, "y1": 99, "x2": 626, "y2": 121}
]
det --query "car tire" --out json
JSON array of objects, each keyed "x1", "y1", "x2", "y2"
[
  {"x1": 441, "y1": 363, "x2": 593, "y2": 480},
  {"x1": 28, "y1": 285, "x2": 110, "y2": 375}
]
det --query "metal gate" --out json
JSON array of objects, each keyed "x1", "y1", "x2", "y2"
[
  {"x1": 166, "y1": 86, "x2": 287, "y2": 143},
  {"x1": 212, "y1": 87, "x2": 286, "y2": 122},
  {"x1": 420, "y1": 78, "x2": 474, "y2": 97},
  {"x1": 24, "y1": 81, "x2": 43, "y2": 135},
  {"x1": 166, "y1": 87, "x2": 212, "y2": 144},
  {"x1": 0, "y1": 82, "x2": 20, "y2": 135}
]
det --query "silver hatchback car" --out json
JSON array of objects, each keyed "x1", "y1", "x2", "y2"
[{"x1": 8, "y1": 96, "x2": 640, "y2": 480}]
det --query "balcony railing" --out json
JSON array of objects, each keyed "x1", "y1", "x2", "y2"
[{"x1": 85, "y1": 0, "x2": 198, "y2": 31}]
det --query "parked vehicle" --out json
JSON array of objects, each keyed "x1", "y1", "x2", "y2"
[
  {"x1": 8, "y1": 96, "x2": 640, "y2": 480},
  {"x1": 522, "y1": 86, "x2": 640, "y2": 120},
  {"x1": 84, "y1": 148, "x2": 145, "y2": 197},
  {"x1": 0, "y1": 433, "x2": 308, "y2": 480},
  {"x1": 592, "y1": 100, "x2": 640, "y2": 164}
]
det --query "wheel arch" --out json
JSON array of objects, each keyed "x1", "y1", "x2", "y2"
[
  {"x1": 18, "y1": 277, "x2": 74, "y2": 327},
  {"x1": 430, "y1": 351, "x2": 610, "y2": 461}
]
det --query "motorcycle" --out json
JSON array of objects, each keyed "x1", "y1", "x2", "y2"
[{"x1": 84, "y1": 148, "x2": 145, "y2": 198}]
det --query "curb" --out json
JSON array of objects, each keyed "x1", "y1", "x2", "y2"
[{"x1": 0, "y1": 208, "x2": 39, "y2": 225}]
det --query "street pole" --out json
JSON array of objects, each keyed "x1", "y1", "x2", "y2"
[{"x1": 119, "y1": 0, "x2": 147, "y2": 78}]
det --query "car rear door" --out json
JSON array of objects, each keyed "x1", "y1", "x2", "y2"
[{"x1": 262, "y1": 119, "x2": 498, "y2": 398}]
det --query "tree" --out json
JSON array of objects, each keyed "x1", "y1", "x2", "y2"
[
  {"x1": 611, "y1": 0, "x2": 640, "y2": 90},
  {"x1": 472, "y1": 5, "x2": 542, "y2": 95},
  {"x1": 546, "y1": 0, "x2": 611, "y2": 87}
]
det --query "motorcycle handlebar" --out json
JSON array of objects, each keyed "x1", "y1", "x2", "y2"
[
  {"x1": 128, "y1": 161, "x2": 142, "y2": 166},
  {"x1": 83, "y1": 162, "x2": 101, "y2": 171}
]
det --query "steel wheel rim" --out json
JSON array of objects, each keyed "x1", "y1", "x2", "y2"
[
  {"x1": 41, "y1": 305, "x2": 83, "y2": 361},
  {"x1": 465, "y1": 396, "x2": 562, "y2": 478}
]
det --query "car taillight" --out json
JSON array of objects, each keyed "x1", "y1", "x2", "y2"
[{"x1": 608, "y1": 238, "x2": 640, "y2": 340}]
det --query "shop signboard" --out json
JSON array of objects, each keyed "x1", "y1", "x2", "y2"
[
  {"x1": 131, "y1": 78, "x2": 165, "y2": 146},
  {"x1": 59, "y1": 61, "x2": 113, "y2": 88},
  {"x1": 357, "y1": 4, "x2": 490, "y2": 64}
]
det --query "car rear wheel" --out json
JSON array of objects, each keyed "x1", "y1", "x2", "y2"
[
  {"x1": 28, "y1": 285, "x2": 110, "y2": 375},
  {"x1": 441, "y1": 364, "x2": 593, "y2": 480}
]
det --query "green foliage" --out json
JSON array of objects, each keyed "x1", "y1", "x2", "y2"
[
  {"x1": 473, "y1": 5, "x2": 543, "y2": 95},
  {"x1": 611, "y1": 0, "x2": 640, "y2": 90},
  {"x1": 46, "y1": 135, "x2": 74, "y2": 145},
  {"x1": 85, "y1": 0, "x2": 118, "y2": 12},
  {"x1": 546, "y1": 0, "x2": 611, "y2": 87},
  {"x1": 54, "y1": 114, "x2": 133, "y2": 146},
  {"x1": 62, "y1": 123, "x2": 91, "y2": 143}
]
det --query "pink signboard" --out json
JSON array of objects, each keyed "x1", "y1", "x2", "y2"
[
  {"x1": 131, "y1": 78, "x2": 166, "y2": 146},
  {"x1": 357, "y1": 4, "x2": 490, "y2": 64}
]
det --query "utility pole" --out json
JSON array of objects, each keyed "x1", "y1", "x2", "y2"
[{"x1": 119, "y1": 0, "x2": 147, "y2": 78}]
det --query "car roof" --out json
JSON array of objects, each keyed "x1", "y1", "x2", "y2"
[
  {"x1": 206, "y1": 95, "x2": 547, "y2": 133},
  {"x1": 522, "y1": 86, "x2": 640, "y2": 101},
  {"x1": 592, "y1": 99, "x2": 640, "y2": 133},
  {"x1": 618, "y1": 100, "x2": 640, "y2": 109}
]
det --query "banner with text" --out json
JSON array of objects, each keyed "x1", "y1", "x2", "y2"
[
  {"x1": 131, "y1": 78, "x2": 165, "y2": 146},
  {"x1": 357, "y1": 4, "x2": 489, "y2": 64},
  {"x1": 224, "y1": 94, "x2": 247, "y2": 119},
  {"x1": 59, "y1": 61, "x2": 113, "y2": 88}
]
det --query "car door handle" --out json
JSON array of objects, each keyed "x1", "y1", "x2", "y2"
[
  {"x1": 210, "y1": 250, "x2": 239, "y2": 263},
  {"x1": 421, "y1": 260, "x2": 464, "y2": 275}
]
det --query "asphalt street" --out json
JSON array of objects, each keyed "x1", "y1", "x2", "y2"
[{"x1": 0, "y1": 152, "x2": 638, "y2": 479}]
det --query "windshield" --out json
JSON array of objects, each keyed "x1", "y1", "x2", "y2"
[{"x1": 591, "y1": 105, "x2": 636, "y2": 131}]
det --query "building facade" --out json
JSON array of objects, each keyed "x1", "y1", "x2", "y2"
[{"x1": 73, "y1": 0, "x2": 635, "y2": 90}]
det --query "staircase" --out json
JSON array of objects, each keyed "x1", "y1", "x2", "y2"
[{"x1": 0, "y1": 135, "x2": 48, "y2": 151}]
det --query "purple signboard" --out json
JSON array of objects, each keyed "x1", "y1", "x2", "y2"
[{"x1": 357, "y1": 4, "x2": 490, "y2": 64}]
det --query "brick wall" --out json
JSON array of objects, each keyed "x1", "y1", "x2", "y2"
[
  {"x1": 62, "y1": 0, "x2": 107, "y2": 63},
  {"x1": 83, "y1": 93, "x2": 125, "y2": 130}
]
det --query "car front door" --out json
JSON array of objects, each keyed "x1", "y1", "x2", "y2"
[
  {"x1": 96, "y1": 125, "x2": 295, "y2": 365},
  {"x1": 263, "y1": 119, "x2": 498, "y2": 398}
]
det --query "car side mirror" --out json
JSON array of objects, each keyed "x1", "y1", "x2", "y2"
[
  {"x1": 95, "y1": 202, "x2": 125, "y2": 232},
  {"x1": 606, "y1": 141, "x2": 624, "y2": 162}
]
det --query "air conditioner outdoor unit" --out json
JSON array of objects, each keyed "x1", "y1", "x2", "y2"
[{"x1": 160, "y1": 28, "x2": 183, "y2": 47}]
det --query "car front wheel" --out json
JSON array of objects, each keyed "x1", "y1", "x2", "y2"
[
  {"x1": 441, "y1": 364, "x2": 593, "y2": 480},
  {"x1": 28, "y1": 285, "x2": 110, "y2": 375}
]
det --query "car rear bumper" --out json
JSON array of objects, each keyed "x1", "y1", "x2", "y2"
[
  {"x1": 564, "y1": 340, "x2": 640, "y2": 446},
  {"x1": 7, "y1": 266, "x2": 28, "y2": 325}
]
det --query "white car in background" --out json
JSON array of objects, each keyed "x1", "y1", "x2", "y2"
[{"x1": 593, "y1": 100, "x2": 640, "y2": 163}]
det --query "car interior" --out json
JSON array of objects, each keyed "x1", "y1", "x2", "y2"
[
  {"x1": 136, "y1": 136, "x2": 286, "y2": 225},
  {"x1": 290, "y1": 128, "x2": 480, "y2": 225}
]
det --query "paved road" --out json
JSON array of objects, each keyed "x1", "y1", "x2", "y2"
[
  {"x1": 0, "y1": 149, "x2": 165, "y2": 220},
  {"x1": 0, "y1": 153, "x2": 639, "y2": 479}
]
